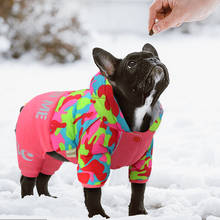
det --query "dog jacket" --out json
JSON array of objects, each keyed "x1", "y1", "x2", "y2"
[{"x1": 16, "y1": 72, "x2": 163, "y2": 188}]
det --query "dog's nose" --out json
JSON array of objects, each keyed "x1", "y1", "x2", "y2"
[
  {"x1": 153, "y1": 66, "x2": 164, "y2": 75},
  {"x1": 152, "y1": 66, "x2": 164, "y2": 83}
]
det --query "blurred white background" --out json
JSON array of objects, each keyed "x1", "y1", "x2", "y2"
[{"x1": 0, "y1": 1, "x2": 220, "y2": 220}]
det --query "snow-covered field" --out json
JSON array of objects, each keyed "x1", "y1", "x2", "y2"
[{"x1": 1, "y1": 33, "x2": 220, "y2": 220}]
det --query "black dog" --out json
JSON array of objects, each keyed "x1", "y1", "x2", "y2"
[{"x1": 17, "y1": 43, "x2": 169, "y2": 218}]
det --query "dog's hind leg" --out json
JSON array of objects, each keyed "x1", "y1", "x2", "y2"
[
  {"x1": 36, "y1": 173, "x2": 56, "y2": 198},
  {"x1": 20, "y1": 175, "x2": 36, "y2": 198},
  {"x1": 36, "y1": 153, "x2": 63, "y2": 197}
]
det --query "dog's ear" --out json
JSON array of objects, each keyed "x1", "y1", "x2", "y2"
[
  {"x1": 93, "y1": 48, "x2": 119, "y2": 78},
  {"x1": 142, "y1": 43, "x2": 159, "y2": 58}
]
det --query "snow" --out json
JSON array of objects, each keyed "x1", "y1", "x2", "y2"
[{"x1": 1, "y1": 33, "x2": 220, "y2": 220}]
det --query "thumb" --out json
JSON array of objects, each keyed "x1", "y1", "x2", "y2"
[{"x1": 152, "y1": 13, "x2": 179, "y2": 34}]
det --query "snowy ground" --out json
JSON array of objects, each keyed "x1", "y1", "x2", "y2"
[{"x1": 0, "y1": 33, "x2": 220, "y2": 220}]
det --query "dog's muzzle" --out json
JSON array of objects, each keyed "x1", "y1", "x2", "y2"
[
  {"x1": 151, "y1": 66, "x2": 164, "y2": 83},
  {"x1": 137, "y1": 63, "x2": 169, "y2": 105}
]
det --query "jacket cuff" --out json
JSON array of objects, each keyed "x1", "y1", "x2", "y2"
[
  {"x1": 82, "y1": 182, "x2": 105, "y2": 188},
  {"x1": 129, "y1": 179, "x2": 149, "y2": 184}
]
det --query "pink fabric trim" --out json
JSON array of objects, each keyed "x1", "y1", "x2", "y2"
[
  {"x1": 82, "y1": 183, "x2": 105, "y2": 188},
  {"x1": 111, "y1": 130, "x2": 154, "y2": 169},
  {"x1": 20, "y1": 170, "x2": 40, "y2": 178},
  {"x1": 130, "y1": 179, "x2": 149, "y2": 184}
]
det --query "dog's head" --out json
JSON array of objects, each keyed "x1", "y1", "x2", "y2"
[{"x1": 93, "y1": 43, "x2": 169, "y2": 108}]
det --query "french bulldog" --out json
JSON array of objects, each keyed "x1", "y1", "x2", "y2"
[{"x1": 16, "y1": 43, "x2": 169, "y2": 218}]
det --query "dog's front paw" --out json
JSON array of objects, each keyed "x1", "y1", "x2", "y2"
[
  {"x1": 128, "y1": 204, "x2": 148, "y2": 216},
  {"x1": 88, "y1": 207, "x2": 110, "y2": 219}
]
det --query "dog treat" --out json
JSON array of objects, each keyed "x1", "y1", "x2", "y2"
[{"x1": 149, "y1": 29, "x2": 154, "y2": 36}]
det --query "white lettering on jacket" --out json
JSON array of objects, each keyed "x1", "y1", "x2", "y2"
[{"x1": 35, "y1": 100, "x2": 53, "y2": 120}]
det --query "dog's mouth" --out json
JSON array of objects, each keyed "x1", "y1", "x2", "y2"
[{"x1": 137, "y1": 64, "x2": 169, "y2": 105}]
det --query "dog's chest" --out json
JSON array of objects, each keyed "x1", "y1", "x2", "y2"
[
  {"x1": 132, "y1": 71, "x2": 164, "y2": 131},
  {"x1": 132, "y1": 91, "x2": 155, "y2": 131}
]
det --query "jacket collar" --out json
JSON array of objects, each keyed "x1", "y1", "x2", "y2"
[{"x1": 89, "y1": 72, "x2": 163, "y2": 133}]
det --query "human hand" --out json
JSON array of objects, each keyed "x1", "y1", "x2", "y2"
[{"x1": 148, "y1": 0, "x2": 220, "y2": 35}]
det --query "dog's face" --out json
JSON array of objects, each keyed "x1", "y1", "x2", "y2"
[{"x1": 93, "y1": 43, "x2": 169, "y2": 108}]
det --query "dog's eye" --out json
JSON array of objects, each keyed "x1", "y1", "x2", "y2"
[{"x1": 128, "y1": 61, "x2": 136, "y2": 69}]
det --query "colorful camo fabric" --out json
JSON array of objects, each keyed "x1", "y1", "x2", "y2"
[{"x1": 50, "y1": 72, "x2": 163, "y2": 187}]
